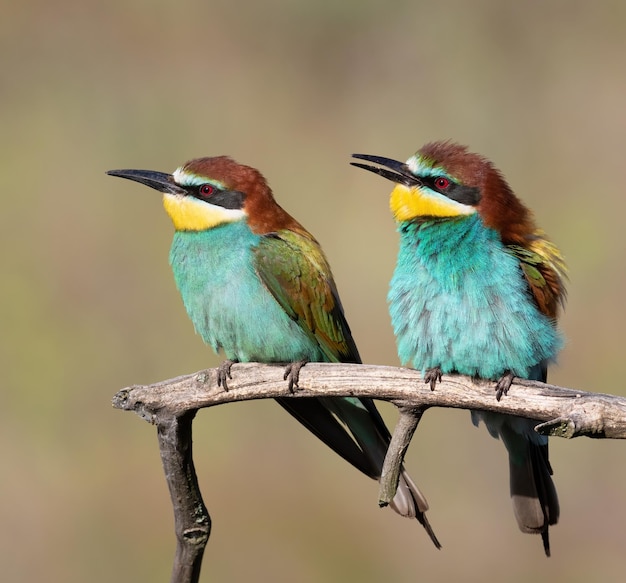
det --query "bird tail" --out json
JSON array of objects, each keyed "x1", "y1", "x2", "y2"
[
  {"x1": 392, "y1": 467, "x2": 441, "y2": 548},
  {"x1": 276, "y1": 396, "x2": 440, "y2": 548},
  {"x1": 473, "y1": 411, "x2": 559, "y2": 556},
  {"x1": 505, "y1": 428, "x2": 559, "y2": 556}
]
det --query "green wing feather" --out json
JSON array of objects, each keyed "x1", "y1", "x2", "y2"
[
  {"x1": 253, "y1": 227, "x2": 391, "y2": 473},
  {"x1": 253, "y1": 228, "x2": 361, "y2": 364},
  {"x1": 251, "y1": 228, "x2": 442, "y2": 542},
  {"x1": 506, "y1": 230, "x2": 567, "y2": 319}
]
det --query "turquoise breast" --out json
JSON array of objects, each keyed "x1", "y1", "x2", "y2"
[
  {"x1": 389, "y1": 214, "x2": 562, "y2": 380},
  {"x1": 169, "y1": 221, "x2": 325, "y2": 362}
]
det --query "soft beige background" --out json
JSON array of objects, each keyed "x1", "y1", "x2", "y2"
[{"x1": 2, "y1": 1, "x2": 625, "y2": 581}]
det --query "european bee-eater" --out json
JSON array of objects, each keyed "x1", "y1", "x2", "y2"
[
  {"x1": 107, "y1": 156, "x2": 440, "y2": 547},
  {"x1": 352, "y1": 141, "x2": 566, "y2": 555}
]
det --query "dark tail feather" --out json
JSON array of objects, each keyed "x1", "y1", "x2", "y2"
[
  {"x1": 472, "y1": 410, "x2": 559, "y2": 556},
  {"x1": 393, "y1": 468, "x2": 441, "y2": 548},
  {"x1": 499, "y1": 420, "x2": 559, "y2": 557},
  {"x1": 276, "y1": 396, "x2": 440, "y2": 548},
  {"x1": 275, "y1": 397, "x2": 376, "y2": 476},
  {"x1": 508, "y1": 440, "x2": 559, "y2": 556}
]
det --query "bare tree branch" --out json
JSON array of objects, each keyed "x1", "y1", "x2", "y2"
[
  {"x1": 378, "y1": 406, "x2": 425, "y2": 507},
  {"x1": 112, "y1": 362, "x2": 626, "y2": 583},
  {"x1": 113, "y1": 362, "x2": 626, "y2": 438},
  {"x1": 156, "y1": 411, "x2": 210, "y2": 583}
]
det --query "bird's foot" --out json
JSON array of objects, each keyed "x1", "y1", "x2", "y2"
[
  {"x1": 424, "y1": 366, "x2": 442, "y2": 391},
  {"x1": 217, "y1": 359, "x2": 236, "y2": 391},
  {"x1": 495, "y1": 370, "x2": 515, "y2": 401},
  {"x1": 283, "y1": 359, "x2": 308, "y2": 393}
]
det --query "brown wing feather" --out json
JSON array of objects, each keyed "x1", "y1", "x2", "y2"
[{"x1": 507, "y1": 230, "x2": 567, "y2": 319}]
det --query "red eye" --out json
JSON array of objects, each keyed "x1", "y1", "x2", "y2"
[
  {"x1": 199, "y1": 184, "x2": 214, "y2": 197},
  {"x1": 434, "y1": 177, "x2": 450, "y2": 190}
]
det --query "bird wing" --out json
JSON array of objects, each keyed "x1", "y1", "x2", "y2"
[
  {"x1": 506, "y1": 231, "x2": 567, "y2": 320},
  {"x1": 252, "y1": 227, "x2": 361, "y2": 364},
  {"x1": 254, "y1": 228, "x2": 439, "y2": 541},
  {"x1": 489, "y1": 233, "x2": 565, "y2": 556}
]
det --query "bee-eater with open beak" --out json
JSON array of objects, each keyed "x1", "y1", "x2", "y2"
[
  {"x1": 352, "y1": 141, "x2": 566, "y2": 555},
  {"x1": 107, "y1": 156, "x2": 440, "y2": 547}
]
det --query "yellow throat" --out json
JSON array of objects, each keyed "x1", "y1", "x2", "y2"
[
  {"x1": 162, "y1": 193, "x2": 245, "y2": 231},
  {"x1": 389, "y1": 184, "x2": 475, "y2": 222}
]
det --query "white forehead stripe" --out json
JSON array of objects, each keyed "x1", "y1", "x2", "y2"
[
  {"x1": 172, "y1": 167, "x2": 226, "y2": 189},
  {"x1": 405, "y1": 155, "x2": 453, "y2": 180},
  {"x1": 405, "y1": 156, "x2": 421, "y2": 174}
]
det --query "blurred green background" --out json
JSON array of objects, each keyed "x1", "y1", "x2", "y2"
[{"x1": 3, "y1": 0, "x2": 626, "y2": 581}]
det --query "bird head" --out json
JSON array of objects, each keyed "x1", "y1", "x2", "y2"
[
  {"x1": 352, "y1": 141, "x2": 536, "y2": 244},
  {"x1": 107, "y1": 156, "x2": 301, "y2": 234}
]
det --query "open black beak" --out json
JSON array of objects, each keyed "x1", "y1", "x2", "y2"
[
  {"x1": 106, "y1": 169, "x2": 187, "y2": 196},
  {"x1": 350, "y1": 154, "x2": 423, "y2": 188}
]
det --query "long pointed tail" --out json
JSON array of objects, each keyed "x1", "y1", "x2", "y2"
[
  {"x1": 473, "y1": 411, "x2": 559, "y2": 556},
  {"x1": 506, "y1": 428, "x2": 559, "y2": 556},
  {"x1": 276, "y1": 396, "x2": 440, "y2": 548},
  {"x1": 392, "y1": 467, "x2": 441, "y2": 548}
]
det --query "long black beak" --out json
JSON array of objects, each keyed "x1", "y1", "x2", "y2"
[
  {"x1": 351, "y1": 154, "x2": 423, "y2": 188},
  {"x1": 106, "y1": 169, "x2": 187, "y2": 196}
]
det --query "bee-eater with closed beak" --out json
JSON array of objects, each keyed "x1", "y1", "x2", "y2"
[
  {"x1": 107, "y1": 156, "x2": 440, "y2": 547},
  {"x1": 352, "y1": 141, "x2": 566, "y2": 555}
]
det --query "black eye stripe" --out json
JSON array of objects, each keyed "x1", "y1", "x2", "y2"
[
  {"x1": 420, "y1": 176, "x2": 481, "y2": 206},
  {"x1": 211, "y1": 190, "x2": 245, "y2": 210},
  {"x1": 190, "y1": 186, "x2": 246, "y2": 210}
]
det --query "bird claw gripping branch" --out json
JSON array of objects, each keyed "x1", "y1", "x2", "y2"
[
  {"x1": 495, "y1": 370, "x2": 515, "y2": 401},
  {"x1": 283, "y1": 359, "x2": 308, "y2": 393},
  {"x1": 217, "y1": 359, "x2": 235, "y2": 391},
  {"x1": 424, "y1": 366, "x2": 443, "y2": 391}
]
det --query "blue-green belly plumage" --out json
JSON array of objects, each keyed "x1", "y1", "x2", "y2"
[
  {"x1": 389, "y1": 214, "x2": 562, "y2": 379},
  {"x1": 169, "y1": 222, "x2": 325, "y2": 363}
]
